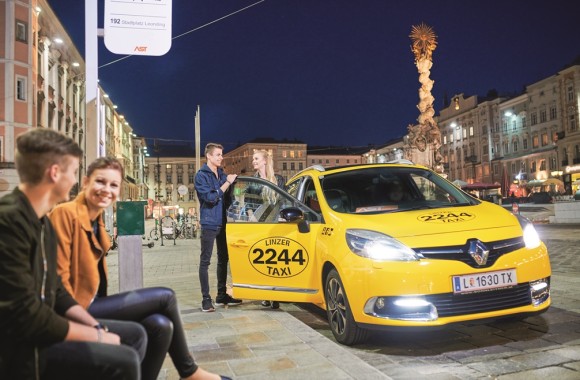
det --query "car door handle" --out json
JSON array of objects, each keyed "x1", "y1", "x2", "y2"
[{"x1": 231, "y1": 240, "x2": 250, "y2": 247}]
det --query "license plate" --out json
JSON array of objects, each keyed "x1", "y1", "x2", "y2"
[{"x1": 453, "y1": 269, "x2": 517, "y2": 294}]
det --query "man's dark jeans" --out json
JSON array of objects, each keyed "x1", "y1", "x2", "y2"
[
  {"x1": 40, "y1": 319, "x2": 145, "y2": 379},
  {"x1": 199, "y1": 226, "x2": 229, "y2": 300}
]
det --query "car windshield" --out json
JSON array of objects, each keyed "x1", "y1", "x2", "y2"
[{"x1": 320, "y1": 166, "x2": 478, "y2": 214}]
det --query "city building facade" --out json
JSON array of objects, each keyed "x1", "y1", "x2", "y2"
[
  {"x1": 307, "y1": 146, "x2": 367, "y2": 167},
  {"x1": 144, "y1": 142, "x2": 200, "y2": 218},
  {"x1": 223, "y1": 138, "x2": 307, "y2": 182},
  {"x1": 1, "y1": 0, "x2": 86, "y2": 196}
]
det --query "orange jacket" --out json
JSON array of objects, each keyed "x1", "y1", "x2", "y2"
[{"x1": 49, "y1": 192, "x2": 111, "y2": 309}]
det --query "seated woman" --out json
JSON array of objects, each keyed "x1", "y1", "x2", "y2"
[{"x1": 49, "y1": 157, "x2": 230, "y2": 380}]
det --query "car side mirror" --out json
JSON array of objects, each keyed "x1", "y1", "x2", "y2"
[
  {"x1": 280, "y1": 207, "x2": 311, "y2": 233},
  {"x1": 280, "y1": 207, "x2": 304, "y2": 222}
]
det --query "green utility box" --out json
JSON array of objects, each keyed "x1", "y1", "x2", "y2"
[{"x1": 116, "y1": 201, "x2": 147, "y2": 236}]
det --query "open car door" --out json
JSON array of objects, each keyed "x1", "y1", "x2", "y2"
[{"x1": 225, "y1": 176, "x2": 322, "y2": 304}]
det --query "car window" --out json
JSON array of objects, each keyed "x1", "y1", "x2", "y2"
[
  {"x1": 321, "y1": 167, "x2": 476, "y2": 213},
  {"x1": 226, "y1": 177, "x2": 321, "y2": 223}
]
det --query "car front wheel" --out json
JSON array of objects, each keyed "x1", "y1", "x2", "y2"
[{"x1": 324, "y1": 269, "x2": 368, "y2": 345}]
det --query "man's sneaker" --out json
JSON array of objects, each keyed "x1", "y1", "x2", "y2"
[
  {"x1": 201, "y1": 298, "x2": 215, "y2": 312},
  {"x1": 215, "y1": 294, "x2": 242, "y2": 306}
]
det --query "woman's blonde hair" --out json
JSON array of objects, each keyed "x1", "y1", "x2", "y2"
[
  {"x1": 253, "y1": 150, "x2": 276, "y2": 183},
  {"x1": 254, "y1": 149, "x2": 278, "y2": 204}
]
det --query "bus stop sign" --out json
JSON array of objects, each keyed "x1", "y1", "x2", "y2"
[{"x1": 104, "y1": 0, "x2": 172, "y2": 56}]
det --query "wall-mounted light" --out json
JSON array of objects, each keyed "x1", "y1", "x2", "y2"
[
  {"x1": 54, "y1": 38, "x2": 63, "y2": 44},
  {"x1": 453, "y1": 97, "x2": 460, "y2": 110}
]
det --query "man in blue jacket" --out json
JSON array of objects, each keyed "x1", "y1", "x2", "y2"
[
  {"x1": 195, "y1": 143, "x2": 242, "y2": 312},
  {"x1": 0, "y1": 129, "x2": 145, "y2": 379}
]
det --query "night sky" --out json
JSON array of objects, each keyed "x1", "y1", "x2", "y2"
[{"x1": 48, "y1": 0, "x2": 580, "y2": 152}]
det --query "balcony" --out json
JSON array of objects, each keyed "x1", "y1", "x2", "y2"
[{"x1": 465, "y1": 155, "x2": 478, "y2": 163}]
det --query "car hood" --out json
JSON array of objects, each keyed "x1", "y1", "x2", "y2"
[{"x1": 338, "y1": 202, "x2": 524, "y2": 247}]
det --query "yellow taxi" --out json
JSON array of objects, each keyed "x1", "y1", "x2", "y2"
[{"x1": 225, "y1": 161, "x2": 551, "y2": 345}]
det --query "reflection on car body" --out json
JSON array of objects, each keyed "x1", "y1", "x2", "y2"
[{"x1": 225, "y1": 161, "x2": 551, "y2": 345}]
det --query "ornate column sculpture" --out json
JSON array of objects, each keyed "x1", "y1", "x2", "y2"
[{"x1": 406, "y1": 23, "x2": 444, "y2": 175}]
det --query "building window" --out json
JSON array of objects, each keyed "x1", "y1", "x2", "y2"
[
  {"x1": 513, "y1": 140, "x2": 518, "y2": 152},
  {"x1": 539, "y1": 159, "x2": 546, "y2": 171},
  {"x1": 532, "y1": 135, "x2": 539, "y2": 148},
  {"x1": 550, "y1": 106, "x2": 557, "y2": 120},
  {"x1": 282, "y1": 162, "x2": 287, "y2": 170},
  {"x1": 503, "y1": 142, "x2": 509, "y2": 155},
  {"x1": 16, "y1": 77, "x2": 27, "y2": 101},
  {"x1": 311, "y1": 159, "x2": 315, "y2": 164},
  {"x1": 325, "y1": 159, "x2": 329, "y2": 164},
  {"x1": 541, "y1": 133, "x2": 548, "y2": 146},
  {"x1": 188, "y1": 190, "x2": 196, "y2": 201},
  {"x1": 570, "y1": 114, "x2": 577, "y2": 131},
  {"x1": 493, "y1": 164, "x2": 499, "y2": 175},
  {"x1": 299, "y1": 163, "x2": 303, "y2": 170},
  {"x1": 567, "y1": 85, "x2": 574, "y2": 102},
  {"x1": 462, "y1": 128, "x2": 467, "y2": 139},
  {"x1": 523, "y1": 138, "x2": 528, "y2": 149},
  {"x1": 449, "y1": 133, "x2": 453, "y2": 142},
  {"x1": 335, "y1": 159, "x2": 339, "y2": 164},
  {"x1": 512, "y1": 120, "x2": 517, "y2": 131},
  {"x1": 443, "y1": 135, "x2": 447, "y2": 144},
  {"x1": 282, "y1": 150, "x2": 287, "y2": 158},
  {"x1": 16, "y1": 20, "x2": 27, "y2": 43},
  {"x1": 469, "y1": 126, "x2": 474, "y2": 136},
  {"x1": 531, "y1": 112, "x2": 537, "y2": 125},
  {"x1": 290, "y1": 151, "x2": 295, "y2": 158},
  {"x1": 540, "y1": 109, "x2": 547, "y2": 123},
  {"x1": 531, "y1": 161, "x2": 536, "y2": 172},
  {"x1": 502, "y1": 120, "x2": 508, "y2": 132},
  {"x1": 522, "y1": 117, "x2": 526, "y2": 128},
  {"x1": 550, "y1": 156, "x2": 557, "y2": 170},
  {"x1": 177, "y1": 173, "x2": 183, "y2": 183},
  {"x1": 290, "y1": 162, "x2": 295, "y2": 170},
  {"x1": 166, "y1": 173, "x2": 172, "y2": 182}
]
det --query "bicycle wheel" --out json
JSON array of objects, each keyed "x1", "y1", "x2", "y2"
[{"x1": 149, "y1": 228, "x2": 159, "y2": 241}]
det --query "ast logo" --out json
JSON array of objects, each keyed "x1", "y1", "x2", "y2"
[{"x1": 249, "y1": 237, "x2": 309, "y2": 278}]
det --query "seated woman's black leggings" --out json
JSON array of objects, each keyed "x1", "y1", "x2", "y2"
[{"x1": 88, "y1": 287, "x2": 198, "y2": 380}]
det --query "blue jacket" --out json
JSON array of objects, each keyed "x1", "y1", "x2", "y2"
[{"x1": 195, "y1": 164, "x2": 228, "y2": 230}]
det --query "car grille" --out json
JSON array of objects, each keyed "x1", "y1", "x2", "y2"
[
  {"x1": 425, "y1": 282, "x2": 532, "y2": 317},
  {"x1": 415, "y1": 237, "x2": 525, "y2": 268}
]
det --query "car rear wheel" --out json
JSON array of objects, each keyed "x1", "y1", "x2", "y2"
[{"x1": 324, "y1": 269, "x2": 368, "y2": 345}]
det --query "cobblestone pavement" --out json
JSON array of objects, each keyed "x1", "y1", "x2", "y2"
[{"x1": 106, "y1": 221, "x2": 580, "y2": 379}]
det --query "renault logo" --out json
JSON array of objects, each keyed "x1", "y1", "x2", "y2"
[{"x1": 468, "y1": 240, "x2": 489, "y2": 265}]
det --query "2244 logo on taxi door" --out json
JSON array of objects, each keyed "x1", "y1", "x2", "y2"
[{"x1": 249, "y1": 237, "x2": 309, "y2": 278}]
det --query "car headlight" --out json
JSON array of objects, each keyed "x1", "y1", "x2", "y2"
[
  {"x1": 345, "y1": 229, "x2": 419, "y2": 261},
  {"x1": 516, "y1": 216, "x2": 541, "y2": 249}
]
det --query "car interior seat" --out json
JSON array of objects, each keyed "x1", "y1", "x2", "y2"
[{"x1": 324, "y1": 189, "x2": 348, "y2": 212}]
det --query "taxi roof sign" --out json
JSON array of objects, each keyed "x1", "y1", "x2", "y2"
[{"x1": 104, "y1": 0, "x2": 172, "y2": 56}]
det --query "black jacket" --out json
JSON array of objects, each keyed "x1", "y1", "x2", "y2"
[{"x1": 0, "y1": 188, "x2": 77, "y2": 378}]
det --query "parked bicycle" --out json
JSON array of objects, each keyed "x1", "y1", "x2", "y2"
[
  {"x1": 149, "y1": 216, "x2": 175, "y2": 240},
  {"x1": 175, "y1": 220, "x2": 196, "y2": 239}
]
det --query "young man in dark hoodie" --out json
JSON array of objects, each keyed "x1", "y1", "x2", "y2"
[
  {"x1": 195, "y1": 143, "x2": 242, "y2": 312},
  {"x1": 0, "y1": 129, "x2": 145, "y2": 379}
]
